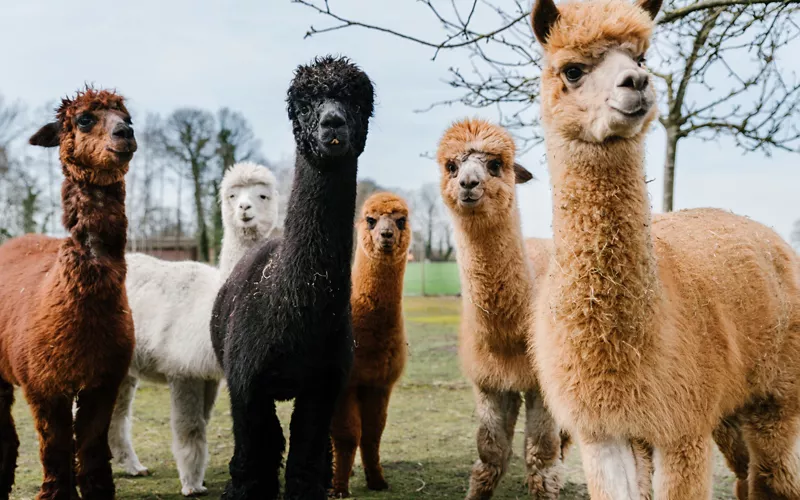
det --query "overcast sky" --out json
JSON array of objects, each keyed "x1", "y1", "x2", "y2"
[{"x1": 1, "y1": 1, "x2": 798, "y2": 241}]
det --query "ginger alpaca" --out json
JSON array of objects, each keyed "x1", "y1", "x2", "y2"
[
  {"x1": 0, "y1": 88, "x2": 137, "y2": 499},
  {"x1": 110, "y1": 162, "x2": 278, "y2": 496},
  {"x1": 530, "y1": 1, "x2": 800, "y2": 498},
  {"x1": 437, "y1": 119, "x2": 566, "y2": 499},
  {"x1": 330, "y1": 192, "x2": 411, "y2": 498}
]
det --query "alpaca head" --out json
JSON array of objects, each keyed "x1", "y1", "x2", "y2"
[
  {"x1": 287, "y1": 56, "x2": 375, "y2": 163},
  {"x1": 437, "y1": 119, "x2": 533, "y2": 220},
  {"x1": 220, "y1": 161, "x2": 279, "y2": 241},
  {"x1": 533, "y1": 0, "x2": 661, "y2": 143},
  {"x1": 29, "y1": 87, "x2": 137, "y2": 185},
  {"x1": 358, "y1": 193, "x2": 411, "y2": 260}
]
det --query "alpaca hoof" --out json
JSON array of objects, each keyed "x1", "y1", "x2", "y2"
[
  {"x1": 120, "y1": 461, "x2": 149, "y2": 477},
  {"x1": 366, "y1": 477, "x2": 388, "y2": 491},
  {"x1": 734, "y1": 479, "x2": 748, "y2": 500},
  {"x1": 182, "y1": 484, "x2": 208, "y2": 497},
  {"x1": 329, "y1": 487, "x2": 350, "y2": 498},
  {"x1": 527, "y1": 466, "x2": 562, "y2": 500}
]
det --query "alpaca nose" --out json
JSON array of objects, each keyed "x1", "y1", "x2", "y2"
[
  {"x1": 113, "y1": 123, "x2": 135, "y2": 140},
  {"x1": 460, "y1": 178, "x2": 480, "y2": 190},
  {"x1": 381, "y1": 229, "x2": 394, "y2": 239},
  {"x1": 239, "y1": 202, "x2": 252, "y2": 211},
  {"x1": 617, "y1": 69, "x2": 649, "y2": 91},
  {"x1": 320, "y1": 109, "x2": 346, "y2": 130}
]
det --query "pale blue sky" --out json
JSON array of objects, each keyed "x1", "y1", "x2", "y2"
[{"x1": 1, "y1": 1, "x2": 797, "y2": 240}]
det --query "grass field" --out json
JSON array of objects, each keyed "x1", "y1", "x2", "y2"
[
  {"x1": 9, "y1": 297, "x2": 736, "y2": 499},
  {"x1": 403, "y1": 262, "x2": 461, "y2": 296}
]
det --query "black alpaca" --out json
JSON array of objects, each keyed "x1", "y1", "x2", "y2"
[{"x1": 211, "y1": 56, "x2": 375, "y2": 500}]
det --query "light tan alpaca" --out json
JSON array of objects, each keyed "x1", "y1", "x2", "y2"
[
  {"x1": 437, "y1": 119, "x2": 566, "y2": 499},
  {"x1": 529, "y1": 0, "x2": 800, "y2": 499}
]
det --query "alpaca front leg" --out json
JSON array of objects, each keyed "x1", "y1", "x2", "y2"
[
  {"x1": 224, "y1": 389, "x2": 284, "y2": 500},
  {"x1": 579, "y1": 434, "x2": 641, "y2": 500},
  {"x1": 74, "y1": 386, "x2": 120, "y2": 500},
  {"x1": 286, "y1": 373, "x2": 346, "y2": 500},
  {"x1": 466, "y1": 388, "x2": 522, "y2": 500},
  {"x1": 652, "y1": 435, "x2": 712, "y2": 500},
  {"x1": 522, "y1": 388, "x2": 562, "y2": 499},
  {"x1": 358, "y1": 385, "x2": 392, "y2": 491},
  {"x1": 330, "y1": 387, "x2": 360, "y2": 498},
  {"x1": 742, "y1": 404, "x2": 800, "y2": 500},
  {"x1": 108, "y1": 374, "x2": 149, "y2": 477},
  {"x1": 29, "y1": 394, "x2": 76, "y2": 500},
  {"x1": 713, "y1": 417, "x2": 749, "y2": 500},
  {"x1": 0, "y1": 378, "x2": 19, "y2": 496},
  {"x1": 169, "y1": 377, "x2": 211, "y2": 497}
]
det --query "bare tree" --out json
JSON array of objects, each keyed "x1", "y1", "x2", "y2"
[
  {"x1": 0, "y1": 94, "x2": 26, "y2": 175},
  {"x1": 411, "y1": 182, "x2": 454, "y2": 261},
  {"x1": 792, "y1": 218, "x2": 800, "y2": 250},
  {"x1": 296, "y1": 0, "x2": 800, "y2": 211},
  {"x1": 159, "y1": 109, "x2": 216, "y2": 262}
]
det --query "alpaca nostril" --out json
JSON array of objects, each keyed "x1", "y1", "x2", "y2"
[
  {"x1": 460, "y1": 178, "x2": 480, "y2": 189},
  {"x1": 239, "y1": 203, "x2": 252, "y2": 211},
  {"x1": 618, "y1": 70, "x2": 649, "y2": 91},
  {"x1": 113, "y1": 123, "x2": 134, "y2": 140},
  {"x1": 381, "y1": 230, "x2": 393, "y2": 239}
]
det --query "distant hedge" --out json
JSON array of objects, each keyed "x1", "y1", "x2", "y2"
[{"x1": 403, "y1": 262, "x2": 461, "y2": 296}]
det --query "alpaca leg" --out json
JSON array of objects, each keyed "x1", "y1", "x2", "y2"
[
  {"x1": 579, "y1": 434, "x2": 641, "y2": 500},
  {"x1": 330, "y1": 386, "x2": 360, "y2": 498},
  {"x1": 169, "y1": 377, "x2": 211, "y2": 497},
  {"x1": 522, "y1": 388, "x2": 563, "y2": 499},
  {"x1": 285, "y1": 371, "x2": 346, "y2": 500},
  {"x1": 202, "y1": 380, "x2": 220, "y2": 422},
  {"x1": 0, "y1": 379, "x2": 18, "y2": 496},
  {"x1": 742, "y1": 400, "x2": 800, "y2": 500},
  {"x1": 108, "y1": 375, "x2": 148, "y2": 477},
  {"x1": 74, "y1": 385, "x2": 120, "y2": 500},
  {"x1": 713, "y1": 416, "x2": 749, "y2": 500},
  {"x1": 631, "y1": 439, "x2": 654, "y2": 500},
  {"x1": 28, "y1": 394, "x2": 76, "y2": 500},
  {"x1": 466, "y1": 388, "x2": 522, "y2": 500},
  {"x1": 652, "y1": 435, "x2": 712, "y2": 500},
  {"x1": 358, "y1": 385, "x2": 392, "y2": 491},
  {"x1": 224, "y1": 390, "x2": 283, "y2": 500}
]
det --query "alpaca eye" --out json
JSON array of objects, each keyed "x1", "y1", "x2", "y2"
[
  {"x1": 446, "y1": 161, "x2": 458, "y2": 176},
  {"x1": 298, "y1": 104, "x2": 311, "y2": 116},
  {"x1": 396, "y1": 218, "x2": 406, "y2": 230},
  {"x1": 563, "y1": 65, "x2": 584, "y2": 83},
  {"x1": 488, "y1": 160, "x2": 502, "y2": 176},
  {"x1": 636, "y1": 55, "x2": 646, "y2": 67},
  {"x1": 76, "y1": 114, "x2": 95, "y2": 129},
  {"x1": 366, "y1": 217, "x2": 377, "y2": 229},
  {"x1": 229, "y1": 194, "x2": 235, "y2": 199},
  {"x1": 260, "y1": 195, "x2": 268, "y2": 200}
]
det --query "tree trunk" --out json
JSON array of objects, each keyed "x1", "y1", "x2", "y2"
[
  {"x1": 663, "y1": 128, "x2": 679, "y2": 212},
  {"x1": 191, "y1": 163, "x2": 210, "y2": 262}
]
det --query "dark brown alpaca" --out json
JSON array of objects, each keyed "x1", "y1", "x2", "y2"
[
  {"x1": 0, "y1": 88, "x2": 137, "y2": 500},
  {"x1": 330, "y1": 193, "x2": 411, "y2": 498}
]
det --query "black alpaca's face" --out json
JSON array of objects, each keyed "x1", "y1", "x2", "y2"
[{"x1": 287, "y1": 56, "x2": 375, "y2": 162}]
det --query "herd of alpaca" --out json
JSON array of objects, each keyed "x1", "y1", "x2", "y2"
[{"x1": 0, "y1": 2, "x2": 797, "y2": 499}]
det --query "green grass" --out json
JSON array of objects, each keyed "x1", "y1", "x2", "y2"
[
  {"x1": 9, "y1": 297, "x2": 736, "y2": 499},
  {"x1": 403, "y1": 263, "x2": 461, "y2": 296}
]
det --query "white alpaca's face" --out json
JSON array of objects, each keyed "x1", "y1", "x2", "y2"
[{"x1": 223, "y1": 182, "x2": 278, "y2": 236}]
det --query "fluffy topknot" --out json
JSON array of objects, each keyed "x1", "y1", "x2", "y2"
[
  {"x1": 437, "y1": 118, "x2": 517, "y2": 174},
  {"x1": 220, "y1": 161, "x2": 277, "y2": 198},
  {"x1": 361, "y1": 192, "x2": 409, "y2": 218},
  {"x1": 536, "y1": 0, "x2": 656, "y2": 59},
  {"x1": 56, "y1": 86, "x2": 129, "y2": 126}
]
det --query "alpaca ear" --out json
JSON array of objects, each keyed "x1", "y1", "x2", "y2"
[
  {"x1": 532, "y1": 0, "x2": 560, "y2": 45},
  {"x1": 29, "y1": 122, "x2": 61, "y2": 148},
  {"x1": 514, "y1": 163, "x2": 534, "y2": 184},
  {"x1": 637, "y1": 0, "x2": 662, "y2": 19}
]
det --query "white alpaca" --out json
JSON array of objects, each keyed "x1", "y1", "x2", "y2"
[{"x1": 110, "y1": 162, "x2": 279, "y2": 496}]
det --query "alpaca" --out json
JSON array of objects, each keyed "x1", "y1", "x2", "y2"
[
  {"x1": 0, "y1": 88, "x2": 137, "y2": 499},
  {"x1": 530, "y1": 0, "x2": 800, "y2": 498},
  {"x1": 109, "y1": 161, "x2": 278, "y2": 496},
  {"x1": 436, "y1": 119, "x2": 566, "y2": 500},
  {"x1": 211, "y1": 56, "x2": 375, "y2": 500},
  {"x1": 330, "y1": 192, "x2": 411, "y2": 498}
]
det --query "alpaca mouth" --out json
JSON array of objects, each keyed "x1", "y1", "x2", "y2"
[
  {"x1": 240, "y1": 216, "x2": 254, "y2": 223},
  {"x1": 459, "y1": 194, "x2": 483, "y2": 207},
  {"x1": 330, "y1": 138, "x2": 340, "y2": 145},
  {"x1": 108, "y1": 149, "x2": 134, "y2": 162}
]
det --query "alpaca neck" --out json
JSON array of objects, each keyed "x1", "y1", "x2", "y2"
[
  {"x1": 282, "y1": 153, "x2": 358, "y2": 282},
  {"x1": 547, "y1": 135, "x2": 659, "y2": 357},
  {"x1": 454, "y1": 204, "x2": 532, "y2": 352},
  {"x1": 352, "y1": 246, "x2": 406, "y2": 316},
  {"x1": 61, "y1": 176, "x2": 127, "y2": 261},
  {"x1": 218, "y1": 226, "x2": 268, "y2": 281}
]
